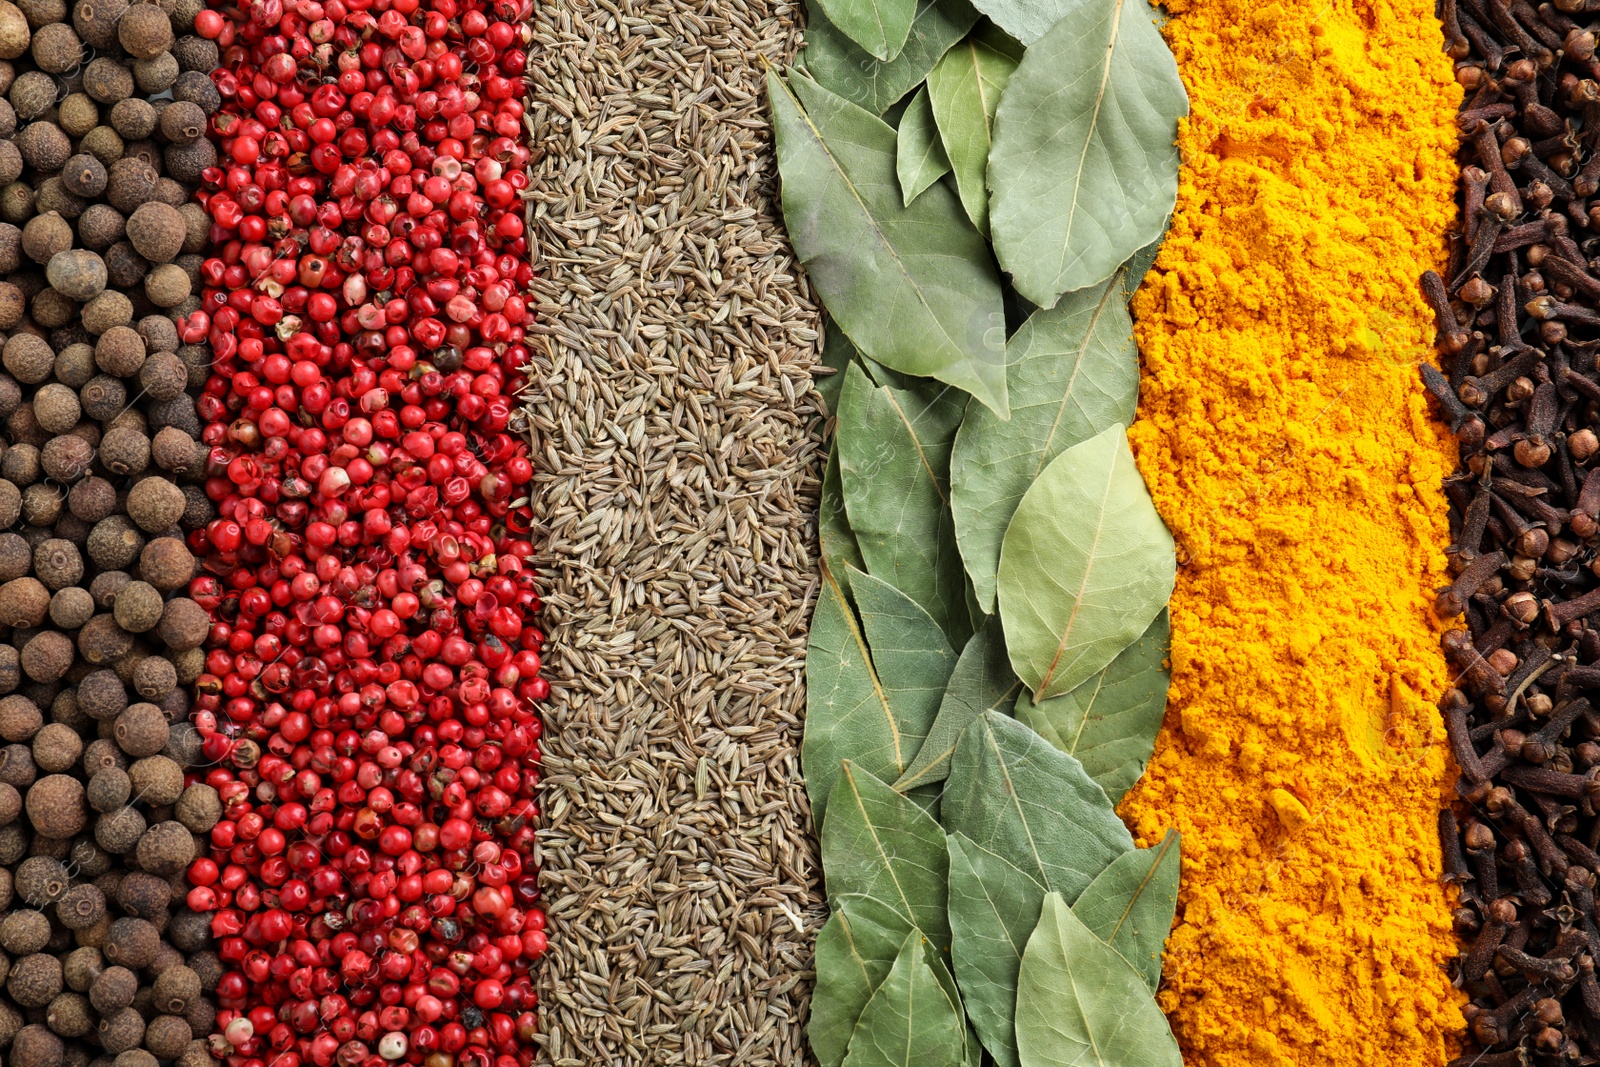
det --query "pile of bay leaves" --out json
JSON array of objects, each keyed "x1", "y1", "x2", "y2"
[{"x1": 769, "y1": 0, "x2": 1190, "y2": 1062}]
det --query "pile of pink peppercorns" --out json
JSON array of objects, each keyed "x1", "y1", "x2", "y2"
[{"x1": 173, "y1": 0, "x2": 544, "y2": 1066}]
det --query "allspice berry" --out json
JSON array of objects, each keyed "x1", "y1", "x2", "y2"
[
  {"x1": 93, "y1": 806, "x2": 141, "y2": 854},
  {"x1": 96, "y1": 427, "x2": 148, "y2": 478},
  {"x1": 125, "y1": 477, "x2": 182, "y2": 533},
  {"x1": 172, "y1": 782, "x2": 216, "y2": 832},
  {"x1": 130, "y1": 655, "x2": 173, "y2": 699},
  {"x1": 112, "y1": 870, "x2": 165, "y2": 919},
  {"x1": 136, "y1": 537, "x2": 190, "y2": 592},
  {"x1": 100, "y1": 917, "x2": 156, "y2": 968},
  {"x1": 25, "y1": 773, "x2": 83, "y2": 837},
  {"x1": 131, "y1": 820, "x2": 189, "y2": 876},
  {"x1": 44, "y1": 249, "x2": 105, "y2": 302},
  {"x1": 150, "y1": 965, "x2": 196, "y2": 1014},
  {"x1": 124, "y1": 202, "x2": 181, "y2": 264},
  {"x1": 111, "y1": 702, "x2": 164, "y2": 757},
  {"x1": 20, "y1": 628, "x2": 71, "y2": 681},
  {"x1": 0, "y1": 908, "x2": 46, "y2": 951},
  {"x1": 96, "y1": 1006, "x2": 143, "y2": 1055},
  {"x1": 29, "y1": 721, "x2": 75, "y2": 771},
  {"x1": 31, "y1": 539, "x2": 80, "y2": 589},
  {"x1": 85, "y1": 766, "x2": 126, "y2": 812},
  {"x1": 8, "y1": 951, "x2": 61, "y2": 1007},
  {"x1": 109, "y1": 580, "x2": 159, "y2": 633},
  {"x1": 93, "y1": 325, "x2": 144, "y2": 377},
  {"x1": 54, "y1": 883, "x2": 103, "y2": 930},
  {"x1": 75, "y1": 613, "x2": 131, "y2": 665},
  {"x1": 152, "y1": 596, "x2": 203, "y2": 651},
  {"x1": 0, "y1": 692, "x2": 37, "y2": 740},
  {"x1": 116, "y1": 3, "x2": 169, "y2": 58},
  {"x1": 0, "y1": 576, "x2": 48, "y2": 626}
]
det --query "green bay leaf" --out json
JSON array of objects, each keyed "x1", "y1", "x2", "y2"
[
  {"x1": 964, "y1": 0, "x2": 1072, "y2": 44},
  {"x1": 987, "y1": 0, "x2": 1188, "y2": 305},
  {"x1": 842, "y1": 931, "x2": 968, "y2": 1067},
  {"x1": 836, "y1": 362, "x2": 970, "y2": 647},
  {"x1": 1015, "y1": 609, "x2": 1169, "y2": 802},
  {"x1": 951, "y1": 277, "x2": 1137, "y2": 613},
  {"x1": 943, "y1": 711, "x2": 1133, "y2": 902},
  {"x1": 947, "y1": 832, "x2": 1046, "y2": 1067},
  {"x1": 769, "y1": 69, "x2": 1008, "y2": 416},
  {"x1": 821, "y1": 450, "x2": 866, "y2": 582},
  {"x1": 803, "y1": 0, "x2": 980, "y2": 114},
  {"x1": 816, "y1": 316, "x2": 860, "y2": 418},
  {"x1": 895, "y1": 617, "x2": 1019, "y2": 791},
  {"x1": 813, "y1": 0, "x2": 915, "y2": 61},
  {"x1": 1119, "y1": 233, "x2": 1164, "y2": 305},
  {"x1": 803, "y1": 563, "x2": 955, "y2": 830},
  {"x1": 1015, "y1": 893, "x2": 1183, "y2": 1067},
  {"x1": 1073, "y1": 829, "x2": 1181, "y2": 991},
  {"x1": 997, "y1": 426, "x2": 1174, "y2": 701},
  {"x1": 823, "y1": 761, "x2": 952, "y2": 948},
  {"x1": 926, "y1": 27, "x2": 1019, "y2": 236},
  {"x1": 896, "y1": 87, "x2": 950, "y2": 206},
  {"x1": 811, "y1": 895, "x2": 909, "y2": 1067}
]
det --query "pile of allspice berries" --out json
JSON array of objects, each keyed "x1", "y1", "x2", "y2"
[{"x1": 0, "y1": 0, "x2": 224, "y2": 1063}]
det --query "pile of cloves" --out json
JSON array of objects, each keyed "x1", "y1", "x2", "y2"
[{"x1": 1414, "y1": 0, "x2": 1600, "y2": 1063}]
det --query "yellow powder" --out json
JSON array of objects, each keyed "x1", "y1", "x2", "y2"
[{"x1": 1119, "y1": 0, "x2": 1467, "y2": 1065}]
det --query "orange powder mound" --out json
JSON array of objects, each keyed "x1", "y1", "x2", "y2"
[{"x1": 1118, "y1": 0, "x2": 1467, "y2": 1064}]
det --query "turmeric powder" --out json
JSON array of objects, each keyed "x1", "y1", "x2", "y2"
[{"x1": 1119, "y1": 1, "x2": 1466, "y2": 1065}]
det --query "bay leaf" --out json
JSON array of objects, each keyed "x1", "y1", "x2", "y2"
[
  {"x1": 946, "y1": 832, "x2": 1046, "y2": 1067},
  {"x1": 943, "y1": 711, "x2": 1133, "y2": 902},
  {"x1": 842, "y1": 931, "x2": 968, "y2": 1067},
  {"x1": 926, "y1": 27, "x2": 1020, "y2": 235},
  {"x1": 997, "y1": 426, "x2": 1174, "y2": 701},
  {"x1": 803, "y1": 562, "x2": 954, "y2": 830},
  {"x1": 950, "y1": 277, "x2": 1137, "y2": 613},
  {"x1": 987, "y1": 0, "x2": 1188, "y2": 306},
  {"x1": 1118, "y1": 233, "x2": 1164, "y2": 305},
  {"x1": 816, "y1": 316, "x2": 859, "y2": 417},
  {"x1": 821, "y1": 449, "x2": 867, "y2": 583},
  {"x1": 1015, "y1": 609, "x2": 1169, "y2": 803},
  {"x1": 836, "y1": 362, "x2": 970, "y2": 646},
  {"x1": 823, "y1": 761, "x2": 952, "y2": 948},
  {"x1": 812, "y1": 0, "x2": 915, "y2": 62},
  {"x1": 1073, "y1": 829, "x2": 1181, "y2": 991},
  {"x1": 895, "y1": 87, "x2": 950, "y2": 206},
  {"x1": 1015, "y1": 893, "x2": 1183, "y2": 1067},
  {"x1": 769, "y1": 69, "x2": 1009, "y2": 416},
  {"x1": 963, "y1": 0, "x2": 1072, "y2": 44},
  {"x1": 811, "y1": 895, "x2": 909, "y2": 1067},
  {"x1": 895, "y1": 617, "x2": 1019, "y2": 791},
  {"x1": 802, "y1": 0, "x2": 980, "y2": 114}
]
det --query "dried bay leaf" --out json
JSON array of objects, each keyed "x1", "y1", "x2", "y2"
[
  {"x1": 997, "y1": 426, "x2": 1174, "y2": 701},
  {"x1": 946, "y1": 832, "x2": 1045, "y2": 1067},
  {"x1": 896, "y1": 87, "x2": 951, "y2": 205},
  {"x1": 951, "y1": 277, "x2": 1137, "y2": 612},
  {"x1": 824, "y1": 762, "x2": 952, "y2": 949},
  {"x1": 895, "y1": 617, "x2": 1019, "y2": 791},
  {"x1": 987, "y1": 0, "x2": 1187, "y2": 306},
  {"x1": 769, "y1": 69, "x2": 1009, "y2": 417},
  {"x1": 1015, "y1": 609, "x2": 1169, "y2": 803},
  {"x1": 820, "y1": 449, "x2": 866, "y2": 585},
  {"x1": 1073, "y1": 829, "x2": 1181, "y2": 991},
  {"x1": 926, "y1": 26, "x2": 1020, "y2": 235},
  {"x1": 803, "y1": 563, "x2": 955, "y2": 830},
  {"x1": 815, "y1": 316, "x2": 860, "y2": 417},
  {"x1": 811, "y1": 895, "x2": 909, "y2": 1067},
  {"x1": 963, "y1": 0, "x2": 1073, "y2": 44},
  {"x1": 802, "y1": 0, "x2": 980, "y2": 115},
  {"x1": 943, "y1": 711, "x2": 1133, "y2": 902},
  {"x1": 1014, "y1": 893, "x2": 1183, "y2": 1067},
  {"x1": 841, "y1": 931, "x2": 968, "y2": 1067},
  {"x1": 812, "y1": 0, "x2": 916, "y2": 61},
  {"x1": 836, "y1": 362, "x2": 970, "y2": 646}
]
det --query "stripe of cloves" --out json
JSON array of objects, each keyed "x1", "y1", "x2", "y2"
[
  {"x1": 1522, "y1": 697, "x2": 1589, "y2": 764},
  {"x1": 1447, "y1": 628, "x2": 1512, "y2": 692},
  {"x1": 1462, "y1": 12, "x2": 1508, "y2": 71},
  {"x1": 1504, "y1": 764, "x2": 1600, "y2": 800},
  {"x1": 1525, "y1": 295, "x2": 1600, "y2": 328},
  {"x1": 1473, "y1": 119, "x2": 1526, "y2": 206},
  {"x1": 1558, "y1": 833, "x2": 1600, "y2": 873},
  {"x1": 1494, "y1": 219, "x2": 1557, "y2": 252},
  {"x1": 1546, "y1": 586, "x2": 1600, "y2": 630},
  {"x1": 1439, "y1": 549, "x2": 1509, "y2": 617},
  {"x1": 1568, "y1": 467, "x2": 1600, "y2": 537},
  {"x1": 1423, "y1": 270, "x2": 1473, "y2": 354},
  {"x1": 1456, "y1": 211, "x2": 1511, "y2": 287},
  {"x1": 1462, "y1": 347, "x2": 1543, "y2": 407},
  {"x1": 1467, "y1": 899, "x2": 1521, "y2": 981},
  {"x1": 1424, "y1": 362, "x2": 1480, "y2": 434},
  {"x1": 1533, "y1": 252, "x2": 1600, "y2": 302},
  {"x1": 1449, "y1": 699, "x2": 1493, "y2": 781},
  {"x1": 1445, "y1": 809, "x2": 1474, "y2": 885},
  {"x1": 1462, "y1": 478, "x2": 1495, "y2": 554},
  {"x1": 1492, "y1": 1, "x2": 1557, "y2": 66},
  {"x1": 1468, "y1": 819, "x2": 1506, "y2": 901},
  {"x1": 1519, "y1": 808, "x2": 1573, "y2": 875},
  {"x1": 1502, "y1": 838, "x2": 1555, "y2": 904},
  {"x1": 1475, "y1": 983, "x2": 1547, "y2": 1047}
]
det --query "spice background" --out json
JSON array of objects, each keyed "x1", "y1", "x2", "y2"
[{"x1": 1118, "y1": 0, "x2": 1468, "y2": 1062}]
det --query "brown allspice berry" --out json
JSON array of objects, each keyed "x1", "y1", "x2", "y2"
[
  {"x1": 0, "y1": 780, "x2": 19, "y2": 824},
  {"x1": 1, "y1": 180, "x2": 35, "y2": 224},
  {"x1": 127, "y1": 755, "x2": 179, "y2": 805},
  {"x1": 172, "y1": 782, "x2": 216, "y2": 832},
  {"x1": 81, "y1": 740, "x2": 123, "y2": 778},
  {"x1": 0, "y1": 577, "x2": 48, "y2": 627},
  {"x1": 16, "y1": 0, "x2": 66, "y2": 31},
  {"x1": 19, "y1": 213, "x2": 68, "y2": 265},
  {"x1": 136, "y1": 537, "x2": 189, "y2": 591},
  {"x1": 87, "y1": 964, "x2": 134, "y2": 1013},
  {"x1": 152, "y1": 596, "x2": 202, "y2": 650},
  {"x1": 149, "y1": 426, "x2": 195, "y2": 473},
  {"x1": 8, "y1": 69, "x2": 50, "y2": 120},
  {"x1": 0, "y1": 140, "x2": 19, "y2": 188},
  {"x1": 145, "y1": 393, "x2": 197, "y2": 437},
  {"x1": 40, "y1": 435, "x2": 91, "y2": 484},
  {"x1": 0, "y1": 693, "x2": 36, "y2": 740},
  {"x1": 150, "y1": 965, "x2": 196, "y2": 1014},
  {"x1": 74, "y1": 0, "x2": 125, "y2": 49},
  {"x1": 31, "y1": 539, "x2": 79, "y2": 590},
  {"x1": 110, "y1": 580, "x2": 159, "y2": 634},
  {"x1": 60, "y1": 946, "x2": 101, "y2": 992},
  {"x1": 51, "y1": 344, "x2": 93, "y2": 387},
  {"x1": 76, "y1": 205, "x2": 123, "y2": 255},
  {"x1": 0, "y1": 480, "x2": 16, "y2": 526},
  {"x1": 66, "y1": 478, "x2": 113, "y2": 524},
  {"x1": 130, "y1": 654, "x2": 173, "y2": 700},
  {"x1": 86, "y1": 570, "x2": 127, "y2": 610},
  {"x1": 79, "y1": 375, "x2": 126, "y2": 423},
  {"x1": 144, "y1": 1016, "x2": 189, "y2": 1058},
  {"x1": 59, "y1": 154, "x2": 104, "y2": 200},
  {"x1": 30, "y1": 388, "x2": 76, "y2": 438},
  {"x1": 0, "y1": 278, "x2": 20, "y2": 327},
  {"x1": 101, "y1": 916, "x2": 156, "y2": 968},
  {"x1": 55, "y1": 883, "x2": 103, "y2": 930},
  {"x1": 56, "y1": 93, "x2": 95, "y2": 138},
  {"x1": 133, "y1": 51, "x2": 177, "y2": 93},
  {"x1": 46, "y1": 587, "x2": 91, "y2": 630},
  {"x1": 114, "y1": 870, "x2": 166, "y2": 918},
  {"x1": 0, "y1": 743, "x2": 35, "y2": 789},
  {"x1": 87, "y1": 516, "x2": 142, "y2": 570},
  {"x1": 6, "y1": 403, "x2": 46, "y2": 447},
  {"x1": 8, "y1": 952, "x2": 61, "y2": 1007},
  {"x1": 76, "y1": 613, "x2": 132, "y2": 666},
  {"x1": 85, "y1": 767, "x2": 127, "y2": 812},
  {"x1": 93, "y1": 805, "x2": 141, "y2": 853},
  {"x1": 30, "y1": 288, "x2": 75, "y2": 329},
  {"x1": 44, "y1": 249, "x2": 104, "y2": 303},
  {"x1": 21, "y1": 481, "x2": 63, "y2": 525},
  {"x1": 124, "y1": 202, "x2": 182, "y2": 264},
  {"x1": 29, "y1": 23, "x2": 77, "y2": 73},
  {"x1": 143, "y1": 263, "x2": 187, "y2": 307},
  {"x1": 137, "y1": 352, "x2": 184, "y2": 403},
  {"x1": 105, "y1": 159, "x2": 156, "y2": 215},
  {"x1": 11, "y1": 858, "x2": 63, "y2": 908},
  {"x1": 96, "y1": 1006, "x2": 142, "y2": 1055},
  {"x1": 16, "y1": 122, "x2": 69, "y2": 172},
  {"x1": 93, "y1": 325, "x2": 144, "y2": 378},
  {"x1": 26, "y1": 774, "x2": 83, "y2": 837},
  {"x1": 121, "y1": 1051, "x2": 161, "y2": 1067},
  {"x1": 112, "y1": 702, "x2": 164, "y2": 757},
  {"x1": 13, "y1": 1024, "x2": 63, "y2": 1067},
  {"x1": 133, "y1": 820, "x2": 189, "y2": 876},
  {"x1": 44, "y1": 991, "x2": 91, "y2": 1038},
  {"x1": 29, "y1": 722, "x2": 75, "y2": 772},
  {"x1": 0, "y1": 1, "x2": 29, "y2": 58},
  {"x1": 107, "y1": 98, "x2": 154, "y2": 141},
  {"x1": 0, "y1": 908, "x2": 45, "y2": 951},
  {"x1": 79, "y1": 125, "x2": 121, "y2": 168},
  {"x1": 76, "y1": 670, "x2": 124, "y2": 721},
  {"x1": 118, "y1": 3, "x2": 171, "y2": 57},
  {"x1": 3, "y1": 334, "x2": 50, "y2": 383},
  {"x1": 125, "y1": 478, "x2": 181, "y2": 534}
]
